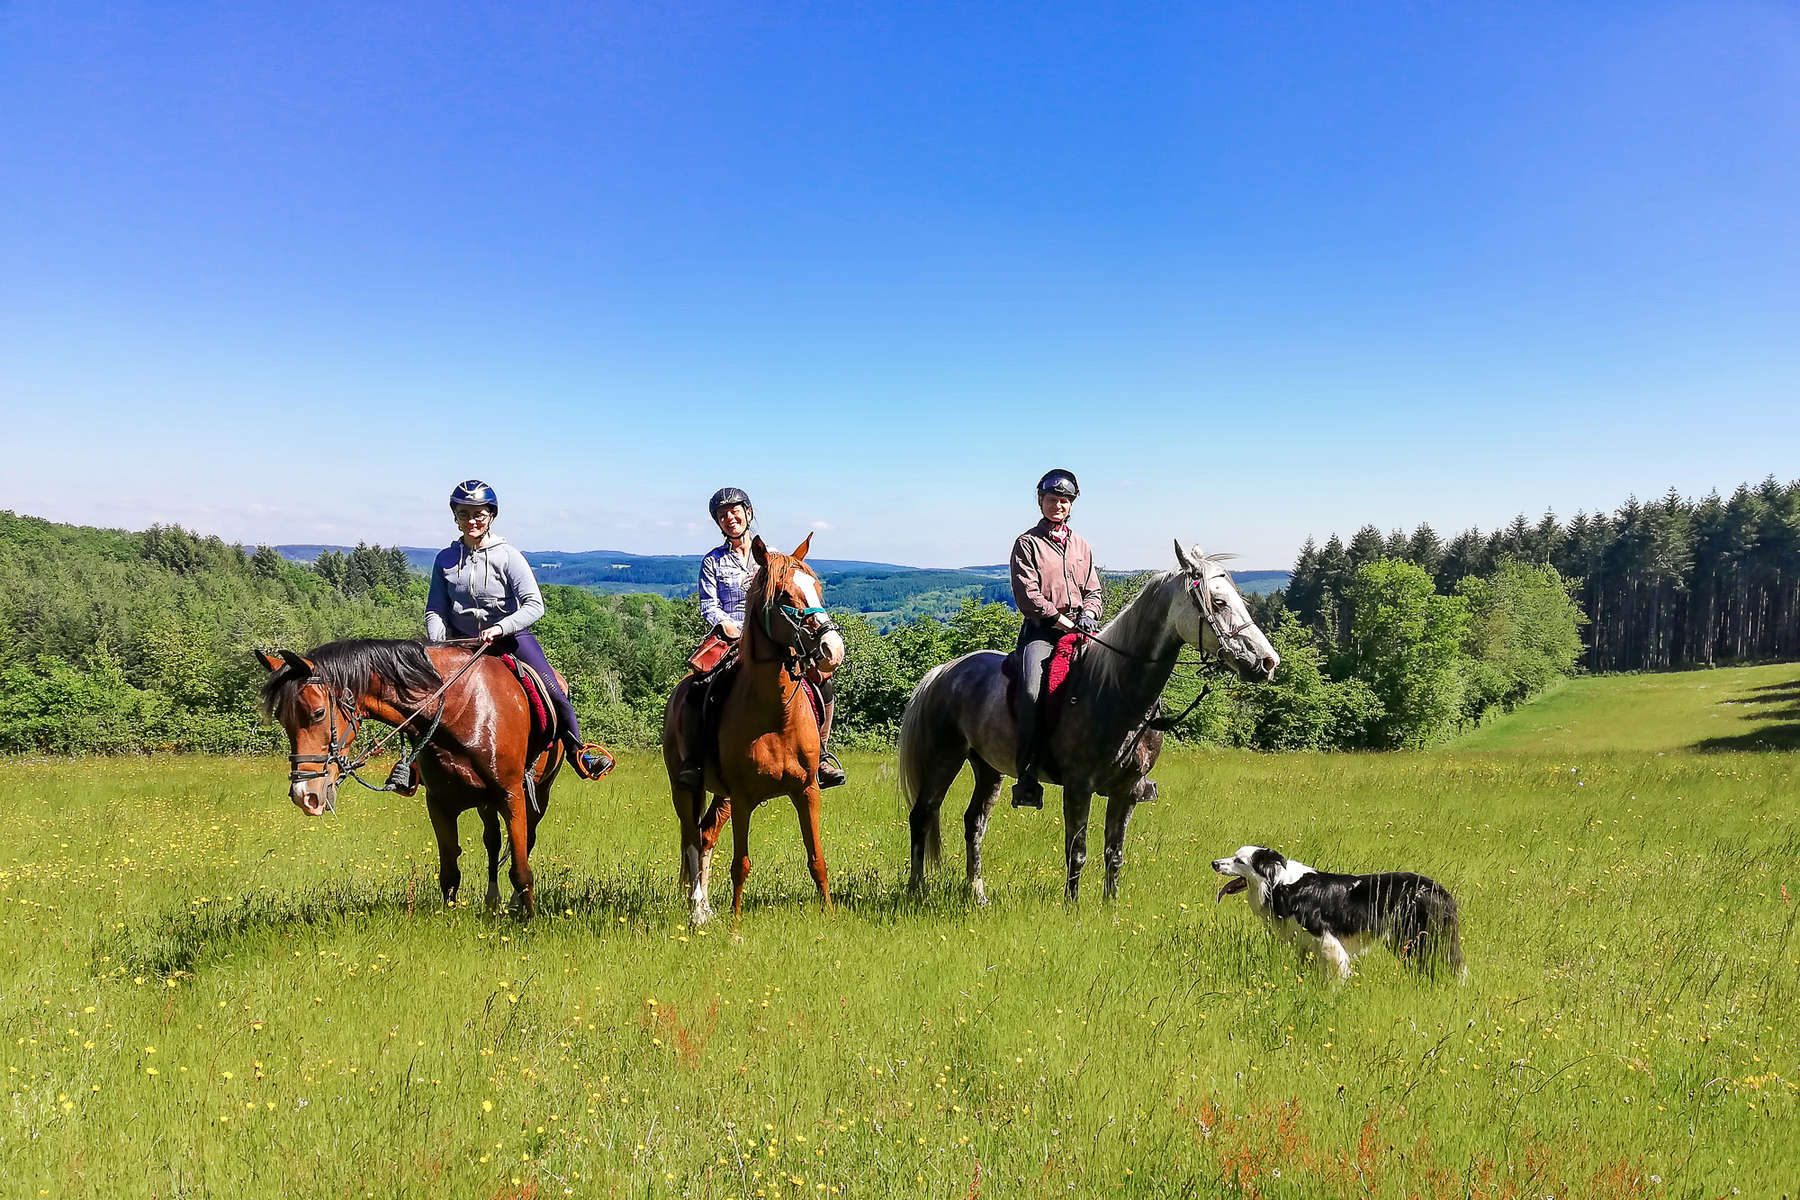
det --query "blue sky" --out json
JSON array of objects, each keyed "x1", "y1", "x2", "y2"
[{"x1": 3, "y1": 2, "x2": 1796, "y2": 569}]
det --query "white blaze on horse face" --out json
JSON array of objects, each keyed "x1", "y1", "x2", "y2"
[{"x1": 793, "y1": 569, "x2": 845, "y2": 669}]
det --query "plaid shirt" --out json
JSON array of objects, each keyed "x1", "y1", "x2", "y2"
[{"x1": 697, "y1": 541, "x2": 755, "y2": 630}]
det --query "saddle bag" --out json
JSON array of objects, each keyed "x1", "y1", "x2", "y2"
[{"x1": 687, "y1": 631, "x2": 737, "y2": 675}]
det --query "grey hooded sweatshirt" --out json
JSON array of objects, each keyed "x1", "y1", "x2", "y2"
[{"x1": 424, "y1": 534, "x2": 546, "y2": 642}]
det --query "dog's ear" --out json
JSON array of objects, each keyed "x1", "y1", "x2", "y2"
[{"x1": 1250, "y1": 847, "x2": 1286, "y2": 883}]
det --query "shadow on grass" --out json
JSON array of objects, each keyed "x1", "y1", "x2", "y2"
[
  {"x1": 1694, "y1": 692, "x2": 1800, "y2": 751},
  {"x1": 1693, "y1": 724, "x2": 1800, "y2": 751},
  {"x1": 93, "y1": 863, "x2": 1061, "y2": 980}
]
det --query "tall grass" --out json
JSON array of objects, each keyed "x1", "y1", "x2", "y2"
[{"x1": 4, "y1": 665, "x2": 1797, "y2": 1197}]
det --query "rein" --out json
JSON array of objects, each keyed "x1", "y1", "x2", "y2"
[{"x1": 1081, "y1": 576, "x2": 1254, "y2": 667}]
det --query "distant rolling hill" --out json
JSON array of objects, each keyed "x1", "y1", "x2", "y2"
[{"x1": 272, "y1": 545, "x2": 1288, "y2": 623}]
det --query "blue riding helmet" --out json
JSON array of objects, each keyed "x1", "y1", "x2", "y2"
[
  {"x1": 709, "y1": 486, "x2": 752, "y2": 519},
  {"x1": 449, "y1": 479, "x2": 499, "y2": 516},
  {"x1": 1036, "y1": 469, "x2": 1079, "y2": 499}
]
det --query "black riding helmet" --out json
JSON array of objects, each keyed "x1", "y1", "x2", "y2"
[
  {"x1": 708, "y1": 486, "x2": 753, "y2": 520},
  {"x1": 449, "y1": 479, "x2": 499, "y2": 516},
  {"x1": 1036, "y1": 469, "x2": 1080, "y2": 500}
]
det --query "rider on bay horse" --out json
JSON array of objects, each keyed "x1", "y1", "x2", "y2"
[
  {"x1": 400, "y1": 479, "x2": 613, "y2": 785},
  {"x1": 1009, "y1": 468, "x2": 1103, "y2": 809},
  {"x1": 676, "y1": 486, "x2": 847, "y2": 791}
]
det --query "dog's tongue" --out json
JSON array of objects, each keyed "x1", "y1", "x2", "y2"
[{"x1": 1215, "y1": 877, "x2": 1247, "y2": 903}]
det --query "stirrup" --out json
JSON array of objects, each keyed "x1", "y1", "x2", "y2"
[
  {"x1": 1011, "y1": 776, "x2": 1043, "y2": 809},
  {"x1": 817, "y1": 749, "x2": 846, "y2": 790},
  {"x1": 569, "y1": 742, "x2": 614, "y2": 780}
]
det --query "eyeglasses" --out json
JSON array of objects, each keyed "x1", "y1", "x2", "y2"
[{"x1": 453, "y1": 508, "x2": 491, "y2": 522}]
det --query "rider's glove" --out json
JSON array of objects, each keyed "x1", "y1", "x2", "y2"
[{"x1": 1076, "y1": 611, "x2": 1100, "y2": 635}]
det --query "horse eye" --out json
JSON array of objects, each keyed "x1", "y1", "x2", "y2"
[{"x1": 310, "y1": 707, "x2": 327, "y2": 723}]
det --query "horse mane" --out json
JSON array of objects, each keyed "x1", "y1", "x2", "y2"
[
  {"x1": 1081, "y1": 570, "x2": 1186, "y2": 697},
  {"x1": 259, "y1": 638, "x2": 443, "y2": 721}
]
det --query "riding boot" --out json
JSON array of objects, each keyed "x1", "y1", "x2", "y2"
[
  {"x1": 386, "y1": 759, "x2": 419, "y2": 797},
  {"x1": 1012, "y1": 697, "x2": 1044, "y2": 809},
  {"x1": 816, "y1": 694, "x2": 846, "y2": 789},
  {"x1": 675, "y1": 681, "x2": 707, "y2": 793},
  {"x1": 563, "y1": 732, "x2": 614, "y2": 780}
]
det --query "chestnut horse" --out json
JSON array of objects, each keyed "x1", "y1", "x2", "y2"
[
  {"x1": 257, "y1": 639, "x2": 562, "y2": 916},
  {"x1": 662, "y1": 535, "x2": 846, "y2": 924}
]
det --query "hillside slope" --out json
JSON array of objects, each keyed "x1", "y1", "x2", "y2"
[{"x1": 1452, "y1": 661, "x2": 1800, "y2": 754}]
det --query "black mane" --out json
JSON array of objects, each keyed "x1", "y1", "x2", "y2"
[{"x1": 259, "y1": 638, "x2": 443, "y2": 721}]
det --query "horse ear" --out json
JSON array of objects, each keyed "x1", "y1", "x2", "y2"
[
  {"x1": 791, "y1": 532, "x2": 813, "y2": 562},
  {"x1": 750, "y1": 535, "x2": 769, "y2": 568},
  {"x1": 254, "y1": 650, "x2": 285, "y2": 674},
  {"x1": 1173, "y1": 539, "x2": 1202, "y2": 575},
  {"x1": 277, "y1": 649, "x2": 315, "y2": 677}
]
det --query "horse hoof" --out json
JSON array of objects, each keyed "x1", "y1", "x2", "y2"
[{"x1": 970, "y1": 879, "x2": 988, "y2": 906}]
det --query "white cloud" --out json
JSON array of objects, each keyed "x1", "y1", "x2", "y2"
[{"x1": 811, "y1": 520, "x2": 835, "y2": 531}]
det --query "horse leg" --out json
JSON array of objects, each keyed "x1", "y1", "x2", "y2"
[
  {"x1": 429, "y1": 802, "x2": 462, "y2": 905},
  {"x1": 1101, "y1": 792, "x2": 1138, "y2": 901},
  {"x1": 696, "y1": 797, "x2": 730, "y2": 924},
  {"x1": 728, "y1": 799, "x2": 754, "y2": 918},
  {"x1": 673, "y1": 784, "x2": 703, "y2": 921},
  {"x1": 505, "y1": 795, "x2": 535, "y2": 918},
  {"x1": 962, "y1": 757, "x2": 1004, "y2": 905},
  {"x1": 792, "y1": 786, "x2": 832, "y2": 912},
  {"x1": 907, "y1": 753, "x2": 965, "y2": 891},
  {"x1": 1062, "y1": 788, "x2": 1094, "y2": 904},
  {"x1": 480, "y1": 807, "x2": 504, "y2": 911}
]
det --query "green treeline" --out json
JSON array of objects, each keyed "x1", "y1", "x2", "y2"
[
  {"x1": 1285, "y1": 476, "x2": 1800, "y2": 672},
  {"x1": 0, "y1": 510, "x2": 1583, "y2": 756}
]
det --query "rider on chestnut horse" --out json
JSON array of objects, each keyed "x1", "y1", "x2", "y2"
[
  {"x1": 398, "y1": 479, "x2": 613, "y2": 786},
  {"x1": 1009, "y1": 468, "x2": 1103, "y2": 810},
  {"x1": 677, "y1": 486, "x2": 846, "y2": 792}
]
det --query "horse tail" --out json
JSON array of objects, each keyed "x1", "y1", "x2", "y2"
[{"x1": 898, "y1": 661, "x2": 954, "y2": 867}]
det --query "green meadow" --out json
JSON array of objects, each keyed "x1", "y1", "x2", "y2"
[{"x1": 3, "y1": 664, "x2": 1797, "y2": 1198}]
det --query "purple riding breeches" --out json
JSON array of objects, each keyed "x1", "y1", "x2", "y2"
[{"x1": 492, "y1": 631, "x2": 580, "y2": 742}]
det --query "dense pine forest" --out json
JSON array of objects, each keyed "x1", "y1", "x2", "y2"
[{"x1": 1282, "y1": 476, "x2": 1800, "y2": 672}]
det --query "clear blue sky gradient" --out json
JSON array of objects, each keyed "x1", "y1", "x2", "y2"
[{"x1": 3, "y1": 2, "x2": 1796, "y2": 568}]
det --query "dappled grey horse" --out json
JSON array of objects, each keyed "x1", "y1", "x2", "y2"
[{"x1": 900, "y1": 541, "x2": 1280, "y2": 902}]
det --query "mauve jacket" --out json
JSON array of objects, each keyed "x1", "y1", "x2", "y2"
[{"x1": 1010, "y1": 519, "x2": 1103, "y2": 626}]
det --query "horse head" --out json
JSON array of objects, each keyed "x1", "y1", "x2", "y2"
[
  {"x1": 1172, "y1": 540, "x2": 1280, "y2": 682},
  {"x1": 750, "y1": 534, "x2": 846, "y2": 673},
  {"x1": 256, "y1": 648, "x2": 355, "y2": 815}
]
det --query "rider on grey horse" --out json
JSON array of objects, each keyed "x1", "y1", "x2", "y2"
[
  {"x1": 1008, "y1": 468, "x2": 1103, "y2": 809},
  {"x1": 677, "y1": 486, "x2": 846, "y2": 792}
]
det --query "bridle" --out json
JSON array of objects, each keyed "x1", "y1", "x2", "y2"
[
  {"x1": 285, "y1": 685, "x2": 365, "y2": 809},
  {"x1": 756, "y1": 567, "x2": 839, "y2": 680},
  {"x1": 1083, "y1": 568, "x2": 1256, "y2": 666},
  {"x1": 282, "y1": 642, "x2": 492, "y2": 803}
]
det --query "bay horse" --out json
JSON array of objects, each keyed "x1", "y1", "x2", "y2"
[
  {"x1": 661, "y1": 535, "x2": 846, "y2": 924},
  {"x1": 257, "y1": 639, "x2": 562, "y2": 916},
  {"x1": 900, "y1": 541, "x2": 1280, "y2": 903}
]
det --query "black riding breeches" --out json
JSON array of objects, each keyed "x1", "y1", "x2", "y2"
[{"x1": 1015, "y1": 629, "x2": 1058, "y2": 777}]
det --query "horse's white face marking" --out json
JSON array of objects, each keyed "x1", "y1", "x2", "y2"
[{"x1": 792, "y1": 569, "x2": 845, "y2": 668}]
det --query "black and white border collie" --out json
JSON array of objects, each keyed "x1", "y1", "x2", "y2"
[{"x1": 1211, "y1": 846, "x2": 1465, "y2": 981}]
